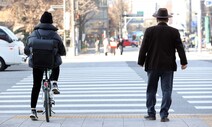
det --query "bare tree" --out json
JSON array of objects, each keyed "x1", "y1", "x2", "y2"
[
  {"x1": 76, "y1": 0, "x2": 98, "y2": 49},
  {"x1": 0, "y1": 0, "x2": 61, "y2": 33},
  {"x1": 0, "y1": 0, "x2": 98, "y2": 47},
  {"x1": 108, "y1": 0, "x2": 129, "y2": 37}
]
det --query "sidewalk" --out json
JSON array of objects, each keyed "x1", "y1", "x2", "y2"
[
  {"x1": 61, "y1": 47, "x2": 212, "y2": 63},
  {"x1": 0, "y1": 114, "x2": 211, "y2": 127},
  {"x1": 185, "y1": 49, "x2": 212, "y2": 60},
  {"x1": 62, "y1": 48, "x2": 140, "y2": 63}
]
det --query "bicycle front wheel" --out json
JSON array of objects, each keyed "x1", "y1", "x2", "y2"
[{"x1": 44, "y1": 89, "x2": 50, "y2": 122}]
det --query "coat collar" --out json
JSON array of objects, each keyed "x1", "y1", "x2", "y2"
[
  {"x1": 34, "y1": 23, "x2": 58, "y2": 31},
  {"x1": 157, "y1": 22, "x2": 168, "y2": 26}
]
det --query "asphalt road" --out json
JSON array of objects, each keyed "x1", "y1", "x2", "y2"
[{"x1": 0, "y1": 47, "x2": 211, "y2": 115}]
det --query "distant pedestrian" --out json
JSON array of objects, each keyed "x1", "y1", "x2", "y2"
[
  {"x1": 117, "y1": 37, "x2": 124, "y2": 55},
  {"x1": 95, "y1": 37, "x2": 100, "y2": 54},
  {"x1": 109, "y1": 37, "x2": 117, "y2": 55},
  {"x1": 138, "y1": 8, "x2": 188, "y2": 122},
  {"x1": 103, "y1": 37, "x2": 109, "y2": 56}
]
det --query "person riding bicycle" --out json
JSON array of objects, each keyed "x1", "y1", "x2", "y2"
[{"x1": 24, "y1": 11, "x2": 66, "y2": 120}]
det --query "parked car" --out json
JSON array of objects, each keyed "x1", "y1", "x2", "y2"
[
  {"x1": 123, "y1": 39, "x2": 138, "y2": 47},
  {"x1": 123, "y1": 39, "x2": 131, "y2": 47},
  {"x1": 0, "y1": 26, "x2": 27, "y2": 71}
]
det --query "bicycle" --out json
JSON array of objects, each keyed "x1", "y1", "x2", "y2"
[{"x1": 37, "y1": 68, "x2": 55, "y2": 122}]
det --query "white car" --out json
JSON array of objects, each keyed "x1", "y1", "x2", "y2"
[{"x1": 0, "y1": 26, "x2": 27, "y2": 71}]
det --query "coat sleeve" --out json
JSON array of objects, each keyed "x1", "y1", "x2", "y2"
[
  {"x1": 24, "y1": 33, "x2": 35, "y2": 56},
  {"x1": 24, "y1": 39, "x2": 30, "y2": 56},
  {"x1": 58, "y1": 41, "x2": 66, "y2": 56},
  {"x1": 54, "y1": 34, "x2": 66, "y2": 56},
  {"x1": 138, "y1": 28, "x2": 149, "y2": 66}
]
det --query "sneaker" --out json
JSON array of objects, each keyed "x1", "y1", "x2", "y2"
[
  {"x1": 144, "y1": 115, "x2": 156, "y2": 120},
  {"x1": 30, "y1": 109, "x2": 38, "y2": 120},
  {"x1": 160, "y1": 117, "x2": 170, "y2": 122},
  {"x1": 52, "y1": 82, "x2": 60, "y2": 94}
]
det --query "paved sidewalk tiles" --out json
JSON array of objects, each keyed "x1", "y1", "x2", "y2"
[{"x1": 0, "y1": 114, "x2": 211, "y2": 127}]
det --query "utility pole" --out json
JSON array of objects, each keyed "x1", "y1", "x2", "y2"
[
  {"x1": 120, "y1": 0, "x2": 123, "y2": 38},
  {"x1": 63, "y1": 0, "x2": 66, "y2": 49},
  {"x1": 189, "y1": 0, "x2": 192, "y2": 33},
  {"x1": 197, "y1": 0, "x2": 202, "y2": 52},
  {"x1": 70, "y1": 0, "x2": 76, "y2": 56}
]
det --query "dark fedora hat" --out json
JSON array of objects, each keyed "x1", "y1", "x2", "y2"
[{"x1": 153, "y1": 8, "x2": 172, "y2": 18}]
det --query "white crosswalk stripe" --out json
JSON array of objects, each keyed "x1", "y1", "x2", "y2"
[
  {"x1": 174, "y1": 67, "x2": 212, "y2": 110},
  {"x1": 0, "y1": 63, "x2": 175, "y2": 114}
]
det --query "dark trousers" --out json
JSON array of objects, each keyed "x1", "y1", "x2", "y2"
[
  {"x1": 119, "y1": 46, "x2": 123, "y2": 55},
  {"x1": 31, "y1": 66, "x2": 60, "y2": 108},
  {"x1": 146, "y1": 70, "x2": 174, "y2": 118}
]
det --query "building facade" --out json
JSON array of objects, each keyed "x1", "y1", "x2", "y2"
[{"x1": 85, "y1": 0, "x2": 109, "y2": 38}]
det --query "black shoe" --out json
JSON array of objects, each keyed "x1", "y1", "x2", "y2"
[
  {"x1": 30, "y1": 109, "x2": 38, "y2": 121},
  {"x1": 144, "y1": 115, "x2": 156, "y2": 120},
  {"x1": 52, "y1": 83, "x2": 60, "y2": 94},
  {"x1": 161, "y1": 117, "x2": 169, "y2": 122}
]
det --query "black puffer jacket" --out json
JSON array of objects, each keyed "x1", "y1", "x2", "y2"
[{"x1": 24, "y1": 23, "x2": 66, "y2": 68}]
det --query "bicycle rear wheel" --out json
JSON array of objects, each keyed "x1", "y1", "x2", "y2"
[{"x1": 44, "y1": 88, "x2": 50, "y2": 122}]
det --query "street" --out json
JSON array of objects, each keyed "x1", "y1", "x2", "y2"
[{"x1": 0, "y1": 47, "x2": 211, "y2": 115}]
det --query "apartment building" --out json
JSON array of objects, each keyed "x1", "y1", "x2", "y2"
[{"x1": 85, "y1": 0, "x2": 109, "y2": 38}]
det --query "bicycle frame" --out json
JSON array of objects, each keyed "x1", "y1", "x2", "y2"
[{"x1": 41, "y1": 69, "x2": 55, "y2": 122}]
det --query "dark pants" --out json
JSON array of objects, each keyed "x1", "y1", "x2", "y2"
[
  {"x1": 119, "y1": 45, "x2": 123, "y2": 55},
  {"x1": 31, "y1": 66, "x2": 60, "y2": 108},
  {"x1": 146, "y1": 70, "x2": 174, "y2": 118}
]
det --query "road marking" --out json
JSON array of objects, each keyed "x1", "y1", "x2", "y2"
[
  {"x1": 0, "y1": 64, "x2": 175, "y2": 114},
  {"x1": 174, "y1": 79, "x2": 212, "y2": 81},
  {"x1": 174, "y1": 81, "x2": 212, "y2": 84},
  {"x1": 183, "y1": 96, "x2": 212, "y2": 99},
  {"x1": 188, "y1": 101, "x2": 212, "y2": 103},
  {"x1": 177, "y1": 91, "x2": 212, "y2": 94},
  {"x1": 7, "y1": 87, "x2": 148, "y2": 91},
  {"x1": 174, "y1": 88, "x2": 212, "y2": 90},
  {"x1": 12, "y1": 84, "x2": 147, "y2": 88},
  {"x1": 174, "y1": 85, "x2": 212, "y2": 87},
  {"x1": 195, "y1": 106, "x2": 212, "y2": 109},
  {"x1": 16, "y1": 80, "x2": 145, "y2": 85},
  {"x1": 0, "y1": 103, "x2": 164, "y2": 108},
  {"x1": 0, "y1": 93, "x2": 159, "y2": 98},
  {"x1": 0, "y1": 90, "x2": 147, "y2": 95},
  {"x1": 0, "y1": 98, "x2": 162, "y2": 103},
  {"x1": 174, "y1": 66, "x2": 212, "y2": 111},
  {"x1": 0, "y1": 109, "x2": 174, "y2": 114}
]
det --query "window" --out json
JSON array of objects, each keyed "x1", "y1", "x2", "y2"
[
  {"x1": 0, "y1": 29, "x2": 9, "y2": 42},
  {"x1": 100, "y1": 0, "x2": 107, "y2": 7}
]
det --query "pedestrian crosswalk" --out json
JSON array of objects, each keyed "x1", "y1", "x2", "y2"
[
  {"x1": 0, "y1": 62, "x2": 168, "y2": 114},
  {"x1": 1, "y1": 63, "x2": 211, "y2": 114},
  {"x1": 173, "y1": 67, "x2": 212, "y2": 110}
]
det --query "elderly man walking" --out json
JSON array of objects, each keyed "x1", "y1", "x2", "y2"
[{"x1": 138, "y1": 8, "x2": 188, "y2": 122}]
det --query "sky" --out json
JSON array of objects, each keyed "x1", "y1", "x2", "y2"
[
  {"x1": 130, "y1": 0, "x2": 199, "y2": 17},
  {"x1": 130, "y1": 0, "x2": 200, "y2": 26},
  {"x1": 108, "y1": 0, "x2": 200, "y2": 27},
  {"x1": 130, "y1": 0, "x2": 169, "y2": 16}
]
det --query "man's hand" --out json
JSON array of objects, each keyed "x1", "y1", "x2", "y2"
[{"x1": 181, "y1": 64, "x2": 187, "y2": 70}]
